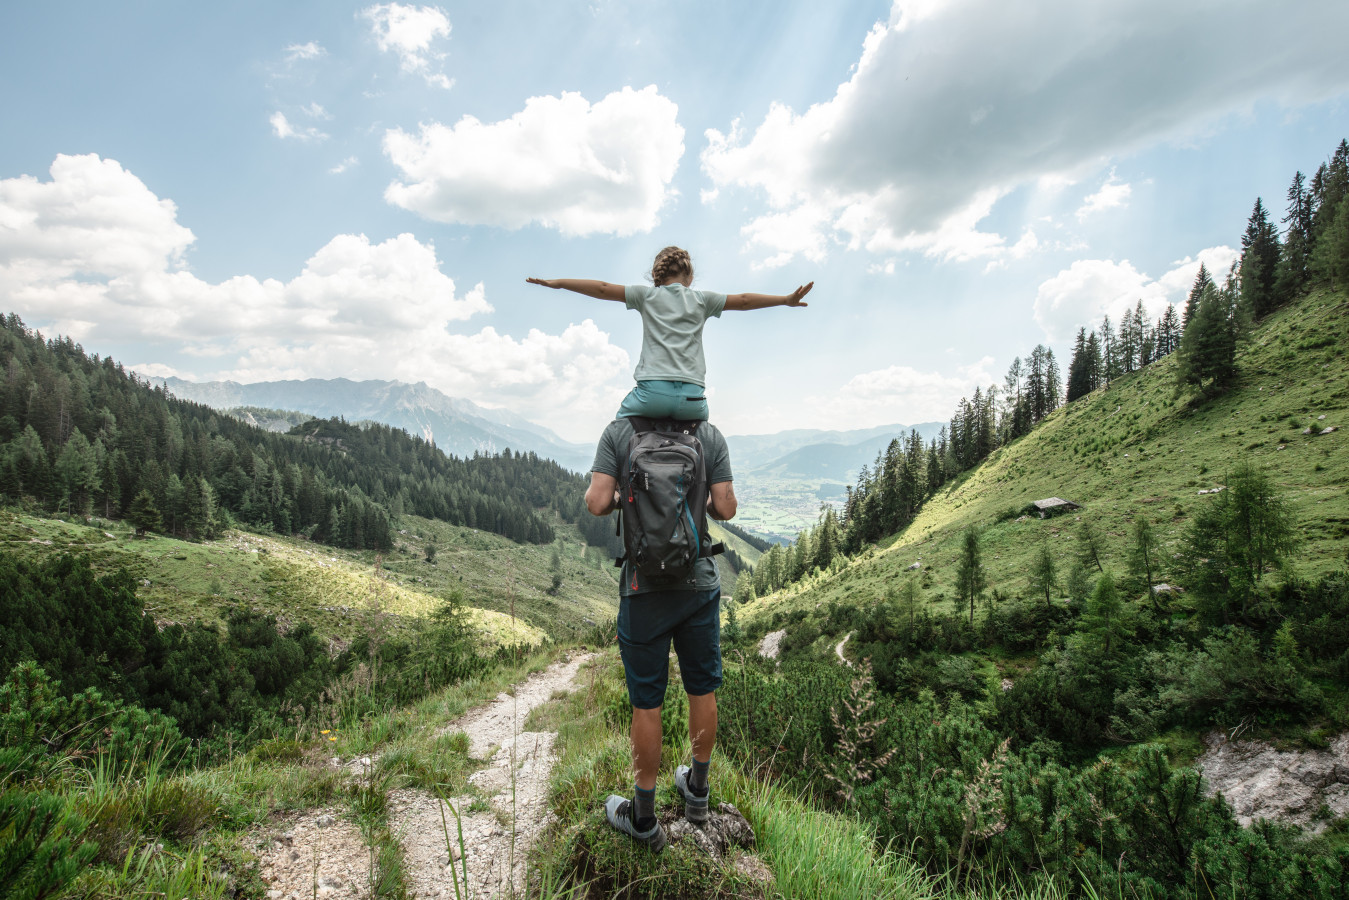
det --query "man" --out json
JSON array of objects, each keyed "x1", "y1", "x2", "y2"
[{"x1": 585, "y1": 416, "x2": 737, "y2": 851}]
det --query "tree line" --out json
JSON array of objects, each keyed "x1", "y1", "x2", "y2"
[{"x1": 0, "y1": 314, "x2": 612, "y2": 551}]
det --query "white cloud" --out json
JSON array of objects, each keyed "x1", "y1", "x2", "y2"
[
  {"x1": 284, "y1": 42, "x2": 325, "y2": 62},
  {"x1": 329, "y1": 156, "x2": 359, "y2": 174},
  {"x1": 362, "y1": 3, "x2": 453, "y2": 88},
  {"x1": 301, "y1": 102, "x2": 331, "y2": 120},
  {"x1": 805, "y1": 356, "x2": 997, "y2": 430},
  {"x1": 702, "y1": 0, "x2": 1349, "y2": 267},
  {"x1": 1076, "y1": 170, "x2": 1131, "y2": 221},
  {"x1": 0, "y1": 154, "x2": 631, "y2": 440},
  {"x1": 1033, "y1": 246, "x2": 1237, "y2": 341},
  {"x1": 383, "y1": 86, "x2": 684, "y2": 237},
  {"x1": 270, "y1": 111, "x2": 328, "y2": 142}
]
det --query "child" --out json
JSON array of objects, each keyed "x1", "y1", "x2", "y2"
[{"x1": 527, "y1": 246, "x2": 812, "y2": 421}]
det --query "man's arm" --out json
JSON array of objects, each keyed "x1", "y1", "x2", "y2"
[
  {"x1": 586, "y1": 471, "x2": 620, "y2": 516},
  {"x1": 707, "y1": 481, "x2": 737, "y2": 520},
  {"x1": 527, "y1": 278, "x2": 626, "y2": 303},
  {"x1": 724, "y1": 282, "x2": 813, "y2": 311}
]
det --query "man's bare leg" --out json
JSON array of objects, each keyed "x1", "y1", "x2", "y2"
[
  {"x1": 688, "y1": 692, "x2": 717, "y2": 764},
  {"x1": 631, "y1": 706, "x2": 662, "y2": 790}
]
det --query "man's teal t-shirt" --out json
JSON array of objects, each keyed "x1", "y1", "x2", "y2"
[
  {"x1": 624, "y1": 284, "x2": 727, "y2": 387},
  {"x1": 592, "y1": 417, "x2": 733, "y2": 597}
]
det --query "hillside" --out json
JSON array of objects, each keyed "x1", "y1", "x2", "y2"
[
  {"x1": 742, "y1": 285, "x2": 1348, "y2": 623},
  {"x1": 0, "y1": 509, "x2": 619, "y2": 647}
]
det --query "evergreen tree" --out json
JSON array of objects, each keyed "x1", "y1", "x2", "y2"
[
  {"x1": 1077, "y1": 519, "x2": 1105, "y2": 573},
  {"x1": 956, "y1": 526, "x2": 986, "y2": 627},
  {"x1": 1183, "y1": 264, "x2": 1213, "y2": 331},
  {"x1": 1044, "y1": 349, "x2": 1061, "y2": 411},
  {"x1": 1128, "y1": 516, "x2": 1160, "y2": 613},
  {"x1": 1029, "y1": 539, "x2": 1058, "y2": 608},
  {"x1": 1275, "y1": 170, "x2": 1313, "y2": 302},
  {"x1": 1066, "y1": 328, "x2": 1094, "y2": 403},
  {"x1": 1080, "y1": 571, "x2": 1128, "y2": 658},
  {"x1": 1175, "y1": 280, "x2": 1238, "y2": 397},
  {"x1": 1310, "y1": 186, "x2": 1349, "y2": 288},
  {"x1": 1238, "y1": 198, "x2": 1281, "y2": 319},
  {"x1": 1155, "y1": 304, "x2": 1181, "y2": 358},
  {"x1": 1100, "y1": 315, "x2": 1121, "y2": 385},
  {"x1": 54, "y1": 428, "x2": 100, "y2": 515},
  {"x1": 1184, "y1": 462, "x2": 1298, "y2": 625},
  {"x1": 1309, "y1": 140, "x2": 1348, "y2": 271},
  {"x1": 128, "y1": 489, "x2": 162, "y2": 537}
]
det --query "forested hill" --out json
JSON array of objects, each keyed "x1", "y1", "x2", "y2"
[{"x1": 0, "y1": 315, "x2": 617, "y2": 553}]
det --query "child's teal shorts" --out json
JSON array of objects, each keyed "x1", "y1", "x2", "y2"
[{"x1": 617, "y1": 380, "x2": 709, "y2": 421}]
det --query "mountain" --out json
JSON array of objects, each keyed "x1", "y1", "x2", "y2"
[
  {"x1": 726, "y1": 422, "x2": 944, "y2": 472},
  {"x1": 150, "y1": 376, "x2": 594, "y2": 471},
  {"x1": 748, "y1": 424, "x2": 947, "y2": 481}
]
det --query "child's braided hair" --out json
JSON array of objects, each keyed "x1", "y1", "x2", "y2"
[{"x1": 650, "y1": 246, "x2": 693, "y2": 286}]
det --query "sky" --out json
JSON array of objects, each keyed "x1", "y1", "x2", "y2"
[{"x1": 2, "y1": 0, "x2": 1347, "y2": 443}]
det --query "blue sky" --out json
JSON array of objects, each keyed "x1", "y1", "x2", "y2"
[{"x1": 2, "y1": 0, "x2": 1347, "y2": 442}]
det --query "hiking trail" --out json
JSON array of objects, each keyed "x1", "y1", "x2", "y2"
[{"x1": 252, "y1": 652, "x2": 594, "y2": 900}]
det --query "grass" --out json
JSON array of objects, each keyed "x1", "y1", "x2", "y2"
[
  {"x1": 528, "y1": 648, "x2": 1088, "y2": 899},
  {"x1": 740, "y1": 286, "x2": 1349, "y2": 630},
  {"x1": 0, "y1": 509, "x2": 618, "y2": 646}
]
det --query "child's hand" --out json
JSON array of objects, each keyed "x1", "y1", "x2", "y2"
[
  {"x1": 786, "y1": 282, "x2": 814, "y2": 307},
  {"x1": 526, "y1": 277, "x2": 560, "y2": 289}
]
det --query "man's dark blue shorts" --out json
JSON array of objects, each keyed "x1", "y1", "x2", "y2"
[{"x1": 617, "y1": 587, "x2": 722, "y2": 709}]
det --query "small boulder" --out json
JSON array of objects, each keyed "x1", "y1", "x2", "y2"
[{"x1": 666, "y1": 802, "x2": 756, "y2": 859}]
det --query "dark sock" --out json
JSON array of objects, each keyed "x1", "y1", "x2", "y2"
[
  {"x1": 632, "y1": 785, "x2": 656, "y2": 831},
  {"x1": 690, "y1": 757, "x2": 710, "y2": 797}
]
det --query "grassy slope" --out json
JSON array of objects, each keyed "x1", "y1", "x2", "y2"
[
  {"x1": 742, "y1": 286, "x2": 1349, "y2": 627},
  {"x1": 0, "y1": 509, "x2": 622, "y2": 646}
]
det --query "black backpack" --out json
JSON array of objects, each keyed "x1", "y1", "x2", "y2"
[{"x1": 615, "y1": 417, "x2": 724, "y2": 584}]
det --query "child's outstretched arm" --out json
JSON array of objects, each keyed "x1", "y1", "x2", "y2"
[
  {"x1": 724, "y1": 281, "x2": 813, "y2": 311},
  {"x1": 526, "y1": 278, "x2": 625, "y2": 302}
]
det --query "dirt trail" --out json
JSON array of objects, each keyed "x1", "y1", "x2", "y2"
[
  {"x1": 251, "y1": 652, "x2": 594, "y2": 900},
  {"x1": 834, "y1": 632, "x2": 852, "y2": 667},
  {"x1": 391, "y1": 652, "x2": 594, "y2": 899}
]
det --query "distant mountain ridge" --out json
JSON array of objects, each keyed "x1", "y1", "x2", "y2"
[
  {"x1": 150, "y1": 376, "x2": 595, "y2": 471},
  {"x1": 728, "y1": 422, "x2": 945, "y2": 476}
]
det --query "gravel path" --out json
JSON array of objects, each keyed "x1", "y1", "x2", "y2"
[
  {"x1": 834, "y1": 632, "x2": 852, "y2": 667},
  {"x1": 392, "y1": 652, "x2": 594, "y2": 899},
  {"x1": 252, "y1": 808, "x2": 371, "y2": 900}
]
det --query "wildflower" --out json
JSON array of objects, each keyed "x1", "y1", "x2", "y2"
[{"x1": 321, "y1": 729, "x2": 331, "y2": 734}]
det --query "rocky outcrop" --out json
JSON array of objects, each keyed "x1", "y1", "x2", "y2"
[{"x1": 1197, "y1": 732, "x2": 1349, "y2": 831}]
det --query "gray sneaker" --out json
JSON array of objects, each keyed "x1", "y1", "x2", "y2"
[
  {"x1": 604, "y1": 794, "x2": 666, "y2": 852},
  {"x1": 674, "y1": 765, "x2": 709, "y2": 825}
]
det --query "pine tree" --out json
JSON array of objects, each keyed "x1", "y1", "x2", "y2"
[
  {"x1": 1155, "y1": 304, "x2": 1181, "y2": 358},
  {"x1": 1100, "y1": 316, "x2": 1121, "y2": 385},
  {"x1": 956, "y1": 526, "x2": 986, "y2": 627},
  {"x1": 1077, "y1": 519, "x2": 1105, "y2": 573},
  {"x1": 128, "y1": 489, "x2": 163, "y2": 537},
  {"x1": 1239, "y1": 198, "x2": 1281, "y2": 319},
  {"x1": 1310, "y1": 187, "x2": 1349, "y2": 289},
  {"x1": 1183, "y1": 264, "x2": 1213, "y2": 331},
  {"x1": 1128, "y1": 516, "x2": 1161, "y2": 613},
  {"x1": 1029, "y1": 539, "x2": 1058, "y2": 608},
  {"x1": 1044, "y1": 350, "x2": 1062, "y2": 411},
  {"x1": 1175, "y1": 280, "x2": 1238, "y2": 397},
  {"x1": 1066, "y1": 327, "x2": 1092, "y2": 402},
  {"x1": 1275, "y1": 170, "x2": 1313, "y2": 302}
]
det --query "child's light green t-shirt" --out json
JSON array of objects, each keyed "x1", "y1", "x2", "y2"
[{"x1": 624, "y1": 283, "x2": 727, "y2": 387}]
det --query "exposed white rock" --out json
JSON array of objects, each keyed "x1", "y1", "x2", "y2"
[
  {"x1": 757, "y1": 629, "x2": 786, "y2": 660},
  {"x1": 1197, "y1": 732, "x2": 1349, "y2": 831}
]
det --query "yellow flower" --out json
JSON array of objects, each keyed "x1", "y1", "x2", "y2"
[
  {"x1": 321, "y1": 729, "x2": 331, "y2": 734},
  {"x1": 329, "y1": 736, "x2": 337, "y2": 741}
]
